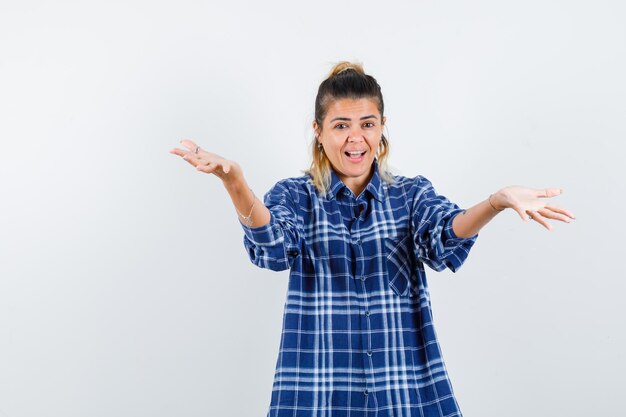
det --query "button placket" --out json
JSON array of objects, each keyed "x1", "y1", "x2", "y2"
[
  {"x1": 354, "y1": 235, "x2": 374, "y2": 403},
  {"x1": 344, "y1": 192, "x2": 376, "y2": 402}
]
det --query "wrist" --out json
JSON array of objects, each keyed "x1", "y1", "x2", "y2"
[
  {"x1": 488, "y1": 193, "x2": 505, "y2": 212},
  {"x1": 223, "y1": 177, "x2": 248, "y2": 194}
]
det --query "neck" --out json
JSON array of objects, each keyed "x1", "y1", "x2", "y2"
[{"x1": 341, "y1": 165, "x2": 375, "y2": 197}]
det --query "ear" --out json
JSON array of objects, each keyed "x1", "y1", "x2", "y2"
[
  {"x1": 313, "y1": 120, "x2": 321, "y2": 140},
  {"x1": 382, "y1": 116, "x2": 387, "y2": 126}
]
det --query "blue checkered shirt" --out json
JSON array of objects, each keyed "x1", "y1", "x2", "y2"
[{"x1": 241, "y1": 160, "x2": 478, "y2": 417}]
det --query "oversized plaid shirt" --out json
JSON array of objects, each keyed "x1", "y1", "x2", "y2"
[{"x1": 241, "y1": 160, "x2": 478, "y2": 417}]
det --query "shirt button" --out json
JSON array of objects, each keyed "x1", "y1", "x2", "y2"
[
  {"x1": 356, "y1": 239, "x2": 361, "y2": 245},
  {"x1": 360, "y1": 276, "x2": 365, "y2": 281},
  {"x1": 365, "y1": 310, "x2": 370, "y2": 316},
  {"x1": 364, "y1": 389, "x2": 369, "y2": 396},
  {"x1": 367, "y1": 350, "x2": 372, "y2": 356}
]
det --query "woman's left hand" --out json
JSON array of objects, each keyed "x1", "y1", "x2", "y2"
[{"x1": 491, "y1": 186, "x2": 576, "y2": 230}]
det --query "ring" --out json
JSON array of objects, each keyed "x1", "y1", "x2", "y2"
[{"x1": 194, "y1": 146, "x2": 200, "y2": 154}]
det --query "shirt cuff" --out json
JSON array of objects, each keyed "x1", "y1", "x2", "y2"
[{"x1": 240, "y1": 217, "x2": 284, "y2": 246}]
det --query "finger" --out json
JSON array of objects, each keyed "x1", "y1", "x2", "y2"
[
  {"x1": 169, "y1": 148, "x2": 193, "y2": 157},
  {"x1": 179, "y1": 139, "x2": 199, "y2": 152},
  {"x1": 182, "y1": 157, "x2": 197, "y2": 167},
  {"x1": 200, "y1": 157, "x2": 228, "y2": 173},
  {"x1": 528, "y1": 210, "x2": 553, "y2": 231},
  {"x1": 198, "y1": 161, "x2": 225, "y2": 176},
  {"x1": 169, "y1": 147, "x2": 190, "y2": 157},
  {"x1": 197, "y1": 162, "x2": 217, "y2": 173},
  {"x1": 181, "y1": 152, "x2": 202, "y2": 167},
  {"x1": 544, "y1": 204, "x2": 576, "y2": 220},
  {"x1": 537, "y1": 188, "x2": 563, "y2": 198},
  {"x1": 192, "y1": 148, "x2": 221, "y2": 161},
  {"x1": 513, "y1": 205, "x2": 529, "y2": 222},
  {"x1": 537, "y1": 208, "x2": 572, "y2": 223},
  {"x1": 222, "y1": 161, "x2": 231, "y2": 174}
]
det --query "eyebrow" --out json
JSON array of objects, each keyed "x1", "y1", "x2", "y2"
[{"x1": 329, "y1": 114, "x2": 378, "y2": 123}]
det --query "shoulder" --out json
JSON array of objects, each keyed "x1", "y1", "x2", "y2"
[
  {"x1": 386, "y1": 173, "x2": 434, "y2": 196},
  {"x1": 265, "y1": 174, "x2": 314, "y2": 204},
  {"x1": 271, "y1": 174, "x2": 312, "y2": 195},
  {"x1": 273, "y1": 174, "x2": 312, "y2": 190},
  {"x1": 384, "y1": 174, "x2": 445, "y2": 213}
]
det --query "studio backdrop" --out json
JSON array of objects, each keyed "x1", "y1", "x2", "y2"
[{"x1": 1, "y1": 1, "x2": 624, "y2": 416}]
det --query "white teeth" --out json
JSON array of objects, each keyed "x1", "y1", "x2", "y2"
[{"x1": 348, "y1": 151, "x2": 365, "y2": 155}]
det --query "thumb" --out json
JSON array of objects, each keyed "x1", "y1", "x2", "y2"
[
  {"x1": 539, "y1": 187, "x2": 563, "y2": 198},
  {"x1": 514, "y1": 206, "x2": 529, "y2": 222}
]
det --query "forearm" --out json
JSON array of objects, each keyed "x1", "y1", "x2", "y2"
[
  {"x1": 452, "y1": 195, "x2": 502, "y2": 238},
  {"x1": 223, "y1": 179, "x2": 271, "y2": 228}
]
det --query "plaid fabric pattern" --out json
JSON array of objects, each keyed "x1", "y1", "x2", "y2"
[{"x1": 241, "y1": 160, "x2": 478, "y2": 417}]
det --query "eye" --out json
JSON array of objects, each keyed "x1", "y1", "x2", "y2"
[
  {"x1": 363, "y1": 122, "x2": 375, "y2": 128},
  {"x1": 334, "y1": 123, "x2": 348, "y2": 129}
]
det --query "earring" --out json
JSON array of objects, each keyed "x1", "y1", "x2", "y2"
[{"x1": 316, "y1": 137, "x2": 323, "y2": 151}]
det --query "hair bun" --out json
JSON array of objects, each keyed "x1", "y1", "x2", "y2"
[{"x1": 328, "y1": 61, "x2": 365, "y2": 77}]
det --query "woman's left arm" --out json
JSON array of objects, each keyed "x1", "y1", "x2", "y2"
[{"x1": 452, "y1": 186, "x2": 576, "y2": 238}]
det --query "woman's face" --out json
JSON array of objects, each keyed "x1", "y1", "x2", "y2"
[{"x1": 314, "y1": 97, "x2": 386, "y2": 191}]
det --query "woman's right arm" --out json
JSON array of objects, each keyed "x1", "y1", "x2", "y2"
[
  {"x1": 169, "y1": 139, "x2": 270, "y2": 228},
  {"x1": 170, "y1": 139, "x2": 301, "y2": 271}
]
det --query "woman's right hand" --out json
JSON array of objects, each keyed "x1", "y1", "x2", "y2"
[
  {"x1": 169, "y1": 139, "x2": 244, "y2": 186},
  {"x1": 170, "y1": 138, "x2": 270, "y2": 228}
]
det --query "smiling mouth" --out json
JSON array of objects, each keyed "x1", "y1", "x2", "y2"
[{"x1": 345, "y1": 150, "x2": 366, "y2": 159}]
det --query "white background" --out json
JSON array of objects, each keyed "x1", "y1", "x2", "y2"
[{"x1": 1, "y1": 1, "x2": 624, "y2": 416}]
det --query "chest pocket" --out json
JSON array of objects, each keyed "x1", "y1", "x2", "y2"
[{"x1": 384, "y1": 234, "x2": 416, "y2": 297}]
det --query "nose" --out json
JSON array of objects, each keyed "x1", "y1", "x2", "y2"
[{"x1": 347, "y1": 128, "x2": 365, "y2": 142}]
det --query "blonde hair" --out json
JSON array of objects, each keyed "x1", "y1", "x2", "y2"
[{"x1": 306, "y1": 61, "x2": 394, "y2": 195}]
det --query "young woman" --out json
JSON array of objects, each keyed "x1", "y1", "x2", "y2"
[{"x1": 170, "y1": 62, "x2": 575, "y2": 417}]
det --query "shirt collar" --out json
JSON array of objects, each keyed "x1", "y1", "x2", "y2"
[{"x1": 328, "y1": 159, "x2": 385, "y2": 202}]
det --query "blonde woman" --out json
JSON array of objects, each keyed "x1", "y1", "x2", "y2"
[{"x1": 170, "y1": 62, "x2": 575, "y2": 417}]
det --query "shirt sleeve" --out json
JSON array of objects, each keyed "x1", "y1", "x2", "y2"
[
  {"x1": 411, "y1": 176, "x2": 478, "y2": 272},
  {"x1": 241, "y1": 179, "x2": 301, "y2": 272}
]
